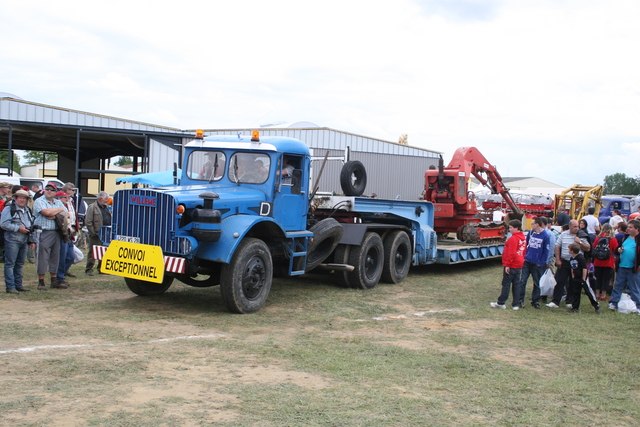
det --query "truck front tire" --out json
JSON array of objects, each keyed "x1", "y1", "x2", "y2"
[
  {"x1": 220, "y1": 238, "x2": 273, "y2": 314},
  {"x1": 347, "y1": 232, "x2": 383, "y2": 289},
  {"x1": 125, "y1": 275, "x2": 174, "y2": 296}
]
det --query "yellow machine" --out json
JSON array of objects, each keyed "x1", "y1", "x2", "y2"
[{"x1": 554, "y1": 185, "x2": 603, "y2": 221}]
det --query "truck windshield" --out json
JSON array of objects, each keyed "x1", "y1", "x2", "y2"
[
  {"x1": 186, "y1": 151, "x2": 226, "y2": 181},
  {"x1": 229, "y1": 153, "x2": 270, "y2": 184}
]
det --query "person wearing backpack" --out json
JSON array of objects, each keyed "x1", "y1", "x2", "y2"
[
  {"x1": 592, "y1": 224, "x2": 618, "y2": 301},
  {"x1": 1, "y1": 190, "x2": 37, "y2": 293}
]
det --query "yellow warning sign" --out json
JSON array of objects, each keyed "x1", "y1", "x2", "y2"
[{"x1": 101, "y1": 240, "x2": 165, "y2": 283}]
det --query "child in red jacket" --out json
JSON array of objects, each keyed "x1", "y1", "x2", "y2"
[{"x1": 491, "y1": 219, "x2": 526, "y2": 310}]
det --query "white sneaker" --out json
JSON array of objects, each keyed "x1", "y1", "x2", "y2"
[
  {"x1": 546, "y1": 302, "x2": 559, "y2": 308},
  {"x1": 490, "y1": 302, "x2": 506, "y2": 309},
  {"x1": 608, "y1": 303, "x2": 616, "y2": 311},
  {"x1": 565, "y1": 304, "x2": 572, "y2": 309},
  {"x1": 512, "y1": 306, "x2": 520, "y2": 311}
]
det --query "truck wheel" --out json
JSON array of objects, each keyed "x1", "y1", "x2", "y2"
[
  {"x1": 125, "y1": 275, "x2": 174, "y2": 296},
  {"x1": 381, "y1": 231, "x2": 411, "y2": 284},
  {"x1": 332, "y1": 244, "x2": 351, "y2": 287},
  {"x1": 347, "y1": 232, "x2": 383, "y2": 289},
  {"x1": 220, "y1": 238, "x2": 272, "y2": 314},
  {"x1": 305, "y1": 218, "x2": 343, "y2": 272},
  {"x1": 340, "y1": 161, "x2": 367, "y2": 197}
]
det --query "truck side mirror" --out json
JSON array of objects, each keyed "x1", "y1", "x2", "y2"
[{"x1": 291, "y1": 169, "x2": 302, "y2": 194}]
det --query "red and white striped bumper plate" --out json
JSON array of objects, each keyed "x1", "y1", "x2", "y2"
[{"x1": 93, "y1": 245, "x2": 186, "y2": 274}]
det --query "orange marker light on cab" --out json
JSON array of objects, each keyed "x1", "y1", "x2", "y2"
[{"x1": 251, "y1": 130, "x2": 260, "y2": 142}]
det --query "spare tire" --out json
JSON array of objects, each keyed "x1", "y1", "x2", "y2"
[
  {"x1": 340, "y1": 161, "x2": 367, "y2": 196},
  {"x1": 305, "y1": 218, "x2": 343, "y2": 272}
]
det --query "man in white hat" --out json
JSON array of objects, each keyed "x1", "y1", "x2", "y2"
[{"x1": 1, "y1": 189, "x2": 37, "y2": 293}]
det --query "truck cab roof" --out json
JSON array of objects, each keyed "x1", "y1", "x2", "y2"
[{"x1": 184, "y1": 135, "x2": 310, "y2": 156}]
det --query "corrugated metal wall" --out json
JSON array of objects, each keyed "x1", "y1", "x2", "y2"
[
  {"x1": 149, "y1": 138, "x2": 180, "y2": 172},
  {"x1": 203, "y1": 128, "x2": 440, "y2": 200}
]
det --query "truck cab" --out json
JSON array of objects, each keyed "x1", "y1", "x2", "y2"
[
  {"x1": 599, "y1": 196, "x2": 631, "y2": 224},
  {"x1": 100, "y1": 132, "x2": 314, "y2": 313}
]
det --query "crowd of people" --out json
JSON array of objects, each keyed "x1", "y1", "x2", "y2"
[
  {"x1": 491, "y1": 206, "x2": 640, "y2": 314},
  {"x1": 1, "y1": 181, "x2": 111, "y2": 293}
]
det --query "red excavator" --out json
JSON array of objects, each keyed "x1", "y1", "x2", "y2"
[{"x1": 423, "y1": 147, "x2": 523, "y2": 244}]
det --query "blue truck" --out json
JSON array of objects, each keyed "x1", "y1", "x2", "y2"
[
  {"x1": 598, "y1": 196, "x2": 631, "y2": 224},
  {"x1": 96, "y1": 132, "x2": 503, "y2": 313}
]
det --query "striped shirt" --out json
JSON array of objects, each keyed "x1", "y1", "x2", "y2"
[{"x1": 555, "y1": 230, "x2": 588, "y2": 261}]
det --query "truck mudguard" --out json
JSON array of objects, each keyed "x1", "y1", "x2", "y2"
[{"x1": 195, "y1": 214, "x2": 286, "y2": 264}]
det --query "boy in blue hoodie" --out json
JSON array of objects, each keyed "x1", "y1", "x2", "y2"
[{"x1": 518, "y1": 217, "x2": 550, "y2": 309}]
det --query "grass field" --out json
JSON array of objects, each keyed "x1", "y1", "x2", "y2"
[{"x1": 1, "y1": 257, "x2": 639, "y2": 426}]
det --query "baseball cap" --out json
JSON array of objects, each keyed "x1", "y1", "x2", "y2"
[{"x1": 54, "y1": 191, "x2": 68, "y2": 198}]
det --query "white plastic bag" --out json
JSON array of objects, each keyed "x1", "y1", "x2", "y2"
[
  {"x1": 618, "y1": 293, "x2": 638, "y2": 314},
  {"x1": 539, "y1": 269, "x2": 556, "y2": 297},
  {"x1": 73, "y1": 245, "x2": 84, "y2": 264}
]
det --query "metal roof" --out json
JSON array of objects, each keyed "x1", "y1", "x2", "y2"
[
  {"x1": 199, "y1": 127, "x2": 441, "y2": 158},
  {"x1": 0, "y1": 97, "x2": 187, "y2": 160}
]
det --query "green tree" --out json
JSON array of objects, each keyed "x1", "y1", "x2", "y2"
[
  {"x1": 23, "y1": 151, "x2": 58, "y2": 165},
  {"x1": 114, "y1": 156, "x2": 133, "y2": 166},
  {"x1": 602, "y1": 172, "x2": 640, "y2": 195},
  {"x1": 0, "y1": 150, "x2": 21, "y2": 173}
]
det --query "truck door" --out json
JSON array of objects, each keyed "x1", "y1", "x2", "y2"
[{"x1": 273, "y1": 155, "x2": 307, "y2": 231}]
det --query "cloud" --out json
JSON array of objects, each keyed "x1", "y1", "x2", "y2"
[{"x1": 1, "y1": 0, "x2": 639, "y2": 189}]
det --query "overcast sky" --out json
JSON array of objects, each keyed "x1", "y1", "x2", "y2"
[{"x1": 1, "y1": 0, "x2": 638, "y2": 188}]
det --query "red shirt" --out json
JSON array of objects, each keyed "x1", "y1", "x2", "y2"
[
  {"x1": 592, "y1": 235, "x2": 619, "y2": 268},
  {"x1": 503, "y1": 231, "x2": 526, "y2": 269}
]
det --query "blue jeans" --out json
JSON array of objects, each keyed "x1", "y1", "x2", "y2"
[
  {"x1": 498, "y1": 267, "x2": 522, "y2": 307},
  {"x1": 4, "y1": 240, "x2": 29, "y2": 290},
  {"x1": 57, "y1": 240, "x2": 75, "y2": 282},
  {"x1": 519, "y1": 261, "x2": 546, "y2": 306},
  {"x1": 610, "y1": 267, "x2": 640, "y2": 309}
]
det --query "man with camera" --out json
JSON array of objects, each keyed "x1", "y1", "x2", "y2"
[
  {"x1": 33, "y1": 184, "x2": 67, "y2": 290},
  {"x1": 1, "y1": 189, "x2": 37, "y2": 293}
]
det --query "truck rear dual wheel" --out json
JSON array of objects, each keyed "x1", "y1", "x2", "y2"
[
  {"x1": 125, "y1": 275, "x2": 174, "y2": 296},
  {"x1": 347, "y1": 232, "x2": 384, "y2": 289},
  {"x1": 381, "y1": 231, "x2": 411, "y2": 284},
  {"x1": 220, "y1": 238, "x2": 273, "y2": 314}
]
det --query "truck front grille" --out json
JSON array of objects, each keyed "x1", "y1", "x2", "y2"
[{"x1": 110, "y1": 189, "x2": 186, "y2": 255}]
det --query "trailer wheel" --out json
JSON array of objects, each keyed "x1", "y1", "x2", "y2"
[
  {"x1": 340, "y1": 160, "x2": 367, "y2": 197},
  {"x1": 347, "y1": 232, "x2": 383, "y2": 289},
  {"x1": 220, "y1": 238, "x2": 272, "y2": 314},
  {"x1": 305, "y1": 218, "x2": 343, "y2": 272},
  {"x1": 125, "y1": 275, "x2": 174, "y2": 296},
  {"x1": 332, "y1": 244, "x2": 351, "y2": 287},
  {"x1": 381, "y1": 231, "x2": 412, "y2": 284}
]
